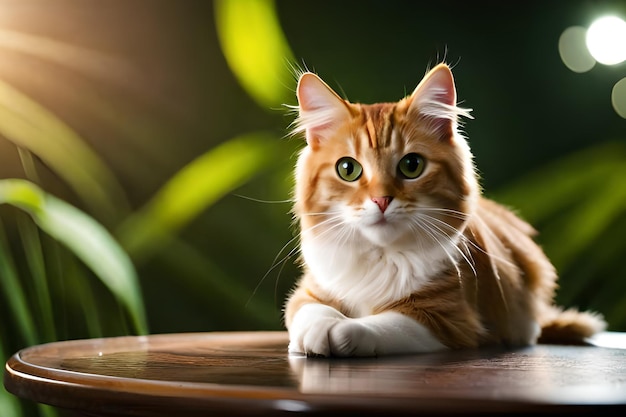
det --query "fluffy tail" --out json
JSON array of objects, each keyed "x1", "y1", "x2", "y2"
[{"x1": 538, "y1": 307, "x2": 607, "y2": 345}]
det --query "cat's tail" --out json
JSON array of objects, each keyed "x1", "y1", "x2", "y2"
[{"x1": 538, "y1": 306, "x2": 607, "y2": 345}]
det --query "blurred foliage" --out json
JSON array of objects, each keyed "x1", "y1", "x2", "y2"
[
  {"x1": 493, "y1": 141, "x2": 626, "y2": 329},
  {"x1": 118, "y1": 132, "x2": 281, "y2": 261},
  {"x1": 0, "y1": 179, "x2": 147, "y2": 334},
  {"x1": 0, "y1": 1, "x2": 295, "y2": 415},
  {"x1": 0, "y1": 79, "x2": 129, "y2": 223},
  {"x1": 215, "y1": 0, "x2": 295, "y2": 108},
  {"x1": 0, "y1": 1, "x2": 625, "y2": 416}
]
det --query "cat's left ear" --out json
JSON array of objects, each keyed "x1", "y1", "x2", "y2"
[
  {"x1": 296, "y1": 72, "x2": 352, "y2": 149},
  {"x1": 408, "y1": 64, "x2": 464, "y2": 141}
]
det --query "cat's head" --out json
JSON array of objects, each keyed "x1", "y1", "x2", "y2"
[{"x1": 292, "y1": 64, "x2": 478, "y2": 249}]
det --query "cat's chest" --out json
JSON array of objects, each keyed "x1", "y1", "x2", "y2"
[{"x1": 302, "y1": 239, "x2": 452, "y2": 316}]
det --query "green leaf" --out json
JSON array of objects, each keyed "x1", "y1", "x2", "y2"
[
  {"x1": 0, "y1": 179, "x2": 147, "y2": 335},
  {"x1": 493, "y1": 141, "x2": 626, "y2": 223},
  {"x1": 0, "y1": 339, "x2": 22, "y2": 417},
  {"x1": 62, "y1": 255, "x2": 104, "y2": 338},
  {"x1": 0, "y1": 79, "x2": 129, "y2": 222},
  {"x1": 215, "y1": 0, "x2": 295, "y2": 108},
  {"x1": 493, "y1": 141, "x2": 626, "y2": 270},
  {"x1": 492, "y1": 141, "x2": 626, "y2": 331},
  {"x1": 539, "y1": 169, "x2": 626, "y2": 270},
  {"x1": 0, "y1": 219, "x2": 38, "y2": 346},
  {"x1": 118, "y1": 132, "x2": 280, "y2": 260},
  {"x1": 16, "y1": 214, "x2": 56, "y2": 342}
]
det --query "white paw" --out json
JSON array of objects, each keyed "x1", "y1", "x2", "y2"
[
  {"x1": 289, "y1": 304, "x2": 377, "y2": 356},
  {"x1": 288, "y1": 304, "x2": 346, "y2": 357},
  {"x1": 329, "y1": 320, "x2": 378, "y2": 356},
  {"x1": 288, "y1": 307, "x2": 448, "y2": 357},
  {"x1": 289, "y1": 315, "x2": 341, "y2": 357},
  {"x1": 289, "y1": 318, "x2": 376, "y2": 357}
]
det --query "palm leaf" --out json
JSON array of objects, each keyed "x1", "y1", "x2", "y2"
[
  {"x1": 0, "y1": 219, "x2": 38, "y2": 346},
  {"x1": 0, "y1": 79, "x2": 129, "y2": 222},
  {"x1": 493, "y1": 141, "x2": 626, "y2": 330},
  {"x1": 0, "y1": 179, "x2": 147, "y2": 335},
  {"x1": 16, "y1": 214, "x2": 56, "y2": 342},
  {"x1": 118, "y1": 132, "x2": 280, "y2": 260},
  {"x1": 214, "y1": 0, "x2": 295, "y2": 108},
  {"x1": 0, "y1": 337, "x2": 22, "y2": 417},
  {"x1": 493, "y1": 141, "x2": 626, "y2": 269},
  {"x1": 493, "y1": 141, "x2": 626, "y2": 224}
]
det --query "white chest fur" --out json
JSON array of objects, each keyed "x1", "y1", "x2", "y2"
[{"x1": 301, "y1": 234, "x2": 457, "y2": 317}]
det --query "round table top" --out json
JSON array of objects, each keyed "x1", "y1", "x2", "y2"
[{"x1": 4, "y1": 331, "x2": 626, "y2": 416}]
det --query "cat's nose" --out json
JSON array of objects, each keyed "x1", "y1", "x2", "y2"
[{"x1": 371, "y1": 196, "x2": 393, "y2": 213}]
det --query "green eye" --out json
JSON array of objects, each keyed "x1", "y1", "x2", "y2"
[
  {"x1": 398, "y1": 153, "x2": 425, "y2": 179},
  {"x1": 336, "y1": 157, "x2": 363, "y2": 182}
]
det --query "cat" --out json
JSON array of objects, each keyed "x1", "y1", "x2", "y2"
[{"x1": 283, "y1": 63, "x2": 606, "y2": 357}]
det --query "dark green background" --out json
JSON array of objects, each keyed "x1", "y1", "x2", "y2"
[{"x1": 1, "y1": 0, "x2": 624, "y2": 340}]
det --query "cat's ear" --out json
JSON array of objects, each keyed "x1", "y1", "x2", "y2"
[
  {"x1": 408, "y1": 64, "x2": 469, "y2": 141},
  {"x1": 295, "y1": 72, "x2": 352, "y2": 149}
]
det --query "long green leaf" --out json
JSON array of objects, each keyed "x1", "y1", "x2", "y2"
[
  {"x1": 1, "y1": 337, "x2": 22, "y2": 417},
  {"x1": 493, "y1": 141, "x2": 626, "y2": 270},
  {"x1": 0, "y1": 179, "x2": 147, "y2": 335},
  {"x1": 118, "y1": 132, "x2": 279, "y2": 260},
  {"x1": 215, "y1": 0, "x2": 295, "y2": 108},
  {"x1": 0, "y1": 386, "x2": 21, "y2": 417},
  {"x1": 63, "y1": 255, "x2": 103, "y2": 338},
  {"x1": 16, "y1": 214, "x2": 56, "y2": 342},
  {"x1": 0, "y1": 219, "x2": 38, "y2": 346},
  {"x1": 0, "y1": 79, "x2": 129, "y2": 222},
  {"x1": 540, "y1": 169, "x2": 626, "y2": 270},
  {"x1": 493, "y1": 141, "x2": 626, "y2": 223}
]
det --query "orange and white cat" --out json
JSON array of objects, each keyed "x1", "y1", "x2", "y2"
[{"x1": 284, "y1": 63, "x2": 605, "y2": 357}]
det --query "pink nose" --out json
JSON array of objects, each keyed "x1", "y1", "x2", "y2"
[{"x1": 371, "y1": 196, "x2": 393, "y2": 213}]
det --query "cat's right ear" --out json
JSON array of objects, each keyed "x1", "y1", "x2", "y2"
[{"x1": 295, "y1": 73, "x2": 352, "y2": 149}]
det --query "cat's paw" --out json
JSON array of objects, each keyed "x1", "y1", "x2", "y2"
[
  {"x1": 288, "y1": 304, "x2": 346, "y2": 357},
  {"x1": 289, "y1": 315, "x2": 378, "y2": 357},
  {"x1": 288, "y1": 316, "x2": 342, "y2": 357},
  {"x1": 328, "y1": 320, "x2": 377, "y2": 357}
]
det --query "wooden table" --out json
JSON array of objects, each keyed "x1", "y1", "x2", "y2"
[{"x1": 4, "y1": 331, "x2": 626, "y2": 416}]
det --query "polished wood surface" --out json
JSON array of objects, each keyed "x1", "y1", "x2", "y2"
[{"x1": 4, "y1": 331, "x2": 626, "y2": 416}]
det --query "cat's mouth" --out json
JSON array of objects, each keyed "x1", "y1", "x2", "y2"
[{"x1": 370, "y1": 214, "x2": 389, "y2": 226}]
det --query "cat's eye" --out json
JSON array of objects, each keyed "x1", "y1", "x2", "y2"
[
  {"x1": 336, "y1": 157, "x2": 363, "y2": 182},
  {"x1": 398, "y1": 153, "x2": 425, "y2": 179}
]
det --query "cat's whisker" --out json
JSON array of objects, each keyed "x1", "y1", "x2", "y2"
[
  {"x1": 417, "y1": 219, "x2": 465, "y2": 277},
  {"x1": 418, "y1": 207, "x2": 469, "y2": 221},
  {"x1": 416, "y1": 214, "x2": 477, "y2": 278},
  {"x1": 411, "y1": 217, "x2": 463, "y2": 279},
  {"x1": 419, "y1": 211, "x2": 519, "y2": 273},
  {"x1": 255, "y1": 213, "x2": 345, "y2": 303},
  {"x1": 299, "y1": 217, "x2": 353, "y2": 258},
  {"x1": 418, "y1": 214, "x2": 518, "y2": 311},
  {"x1": 300, "y1": 215, "x2": 344, "y2": 238},
  {"x1": 272, "y1": 235, "x2": 302, "y2": 270},
  {"x1": 271, "y1": 244, "x2": 301, "y2": 304},
  {"x1": 417, "y1": 212, "x2": 472, "y2": 254},
  {"x1": 300, "y1": 216, "x2": 356, "y2": 269},
  {"x1": 246, "y1": 234, "x2": 302, "y2": 308},
  {"x1": 300, "y1": 210, "x2": 343, "y2": 217},
  {"x1": 234, "y1": 194, "x2": 295, "y2": 204},
  {"x1": 467, "y1": 215, "x2": 521, "y2": 272},
  {"x1": 463, "y1": 216, "x2": 517, "y2": 310}
]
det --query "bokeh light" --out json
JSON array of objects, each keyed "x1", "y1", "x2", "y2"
[
  {"x1": 612, "y1": 77, "x2": 626, "y2": 119},
  {"x1": 586, "y1": 16, "x2": 626, "y2": 65},
  {"x1": 559, "y1": 26, "x2": 596, "y2": 73}
]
